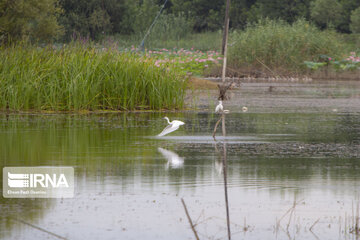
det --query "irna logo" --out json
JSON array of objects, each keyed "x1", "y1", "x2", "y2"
[
  {"x1": 3, "y1": 167, "x2": 74, "y2": 198},
  {"x1": 8, "y1": 172, "x2": 69, "y2": 188}
]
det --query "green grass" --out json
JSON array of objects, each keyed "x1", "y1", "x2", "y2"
[
  {"x1": 228, "y1": 19, "x2": 348, "y2": 74},
  {"x1": 0, "y1": 43, "x2": 187, "y2": 111}
]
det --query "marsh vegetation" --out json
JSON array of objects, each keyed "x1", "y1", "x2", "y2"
[{"x1": 0, "y1": 44, "x2": 187, "y2": 111}]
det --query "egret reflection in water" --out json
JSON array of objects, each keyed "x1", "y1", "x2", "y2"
[
  {"x1": 214, "y1": 142, "x2": 224, "y2": 175},
  {"x1": 157, "y1": 147, "x2": 184, "y2": 169}
]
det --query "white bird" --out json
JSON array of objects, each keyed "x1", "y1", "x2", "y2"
[
  {"x1": 158, "y1": 147, "x2": 184, "y2": 169},
  {"x1": 157, "y1": 117, "x2": 185, "y2": 137},
  {"x1": 215, "y1": 100, "x2": 223, "y2": 113},
  {"x1": 215, "y1": 100, "x2": 230, "y2": 114}
]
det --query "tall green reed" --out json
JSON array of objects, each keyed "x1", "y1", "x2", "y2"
[
  {"x1": 0, "y1": 43, "x2": 187, "y2": 111},
  {"x1": 228, "y1": 19, "x2": 346, "y2": 73}
]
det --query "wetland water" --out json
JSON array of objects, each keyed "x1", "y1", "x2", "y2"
[{"x1": 1, "y1": 80, "x2": 360, "y2": 240}]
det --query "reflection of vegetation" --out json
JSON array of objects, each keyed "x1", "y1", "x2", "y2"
[
  {"x1": 0, "y1": 112, "x2": 359, "y2": 238},
  {"x1": 0, "y1": 112, "x2": 358, "y2": 173},
  {"x1": 0, "y1": 198, "x2": 53, "y2": 240},
  {"x1": 220, "y1": 113, "x2": 360, "y2": 144}
]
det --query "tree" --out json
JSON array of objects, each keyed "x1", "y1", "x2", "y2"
[
  {"x1": 0, "y1": 0, "x2": 63, "y2": 44},
  {"x1": 310, "y1": 0, "x2": 344, "y2": 29},
  {"x1": 89, "y1": 7, "x2": 111, "y2": 37},
  {"x1": 131, "y1": 0, "x2": 161, "y2": 35},
  {"x1": 230, "y1": 0, "x2": 257, "y2": 29},
  {"x1": 171, "y1": 0, "x2": 224, "y2": 31},
  {"x1": 338, "y1": 0, "x2": 360, "y2": 32},
  {"x1": 58, "y1": 0, "x2": 146, "y2": 40},
  {"x1": 254, "y1": 0, "x2": 312, "y2": 23},
  {"x1": 350, "y1": 6, "x2": 360, "y2": 33}
]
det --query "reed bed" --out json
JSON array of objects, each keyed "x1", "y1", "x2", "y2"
[
  {"x1": 228, "y1": 19, "x2": 347, "y2": 74},
  {"x1": 0, "y1": 44, "x2": 187, "y2": 111}
]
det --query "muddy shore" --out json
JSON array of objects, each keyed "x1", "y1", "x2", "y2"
[{"x1": 188, "y1": 79, "x2": 360, "y2": 113}]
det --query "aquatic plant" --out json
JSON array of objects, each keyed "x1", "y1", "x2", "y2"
[
  {"x1": 145, "y1": 48, "x2": 222, "y2": 76},
  {"x1": 0, "y1": 44, "x2": 187, "y2": 111},
  {"x1": 304, "y1": 52, "x2": 360, "y2": 71}
]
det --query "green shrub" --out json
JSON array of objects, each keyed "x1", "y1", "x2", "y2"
[
  {"x1": 228, "y1": 19, "x2": 346, "y2": 73},
  {"x1": 350, "y1": 7, "x2": 360, "y2": 33},
  {"x1": 310, "y1": 0, "x2": 343, "y2": 29}
]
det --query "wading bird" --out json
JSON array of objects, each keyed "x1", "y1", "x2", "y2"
[
  {"x1": 215, "y1": 100, "x2": 230, "y2": 114},
  {"x1": 157, "y1": 117, "x2": 185, "y2": 137},
  {"x1": 215, "y1": 100, "x2": 223, "y2": 113}
]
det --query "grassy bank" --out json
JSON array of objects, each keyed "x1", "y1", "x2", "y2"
[
  {"x1": 227, "y1": 19, "x2": 353, "y2": 76},
  {"x1": 0, "y1": 44, "x2": 187, "y2": 111}
]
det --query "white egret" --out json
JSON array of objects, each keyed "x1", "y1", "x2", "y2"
[
  {"x1": 215, "y1": 100, "x2": 223, "y2": 113},
  {"x1": 215, "y1": 100, "x2": 230, "y2": 114},
  {"x1": 158, "y1": 147, "x2": 184, "y2": 169},
  {"x1": 157, "y1": 117, "x2": 185, "y2": 137}
]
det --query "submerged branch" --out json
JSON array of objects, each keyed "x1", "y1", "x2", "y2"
[
  {"x1": 11, "y1": 218, "x2": 68, "y2": 240},
  {"x1": 181, "y1": 198, "x2": 200, "y2": 240}
]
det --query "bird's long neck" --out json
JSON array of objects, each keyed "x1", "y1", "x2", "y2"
[{"x1": 164, "y1": 117, "x2": 171, "y2": 124}]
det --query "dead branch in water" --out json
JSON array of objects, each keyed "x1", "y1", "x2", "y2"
[
  {"x1": 353, "y1": 200, "x2": 360, "y2": 235},
  {"x1": 11, "y1": 217, "x2": 68, "y2": 240},
  {"x1": 181, "y1": 198, "x2": 200, "y2": 240},
  {"x1": 217, "y1": 82, "x2": 235, "y2": 101},
  {"x1": 217, "y1": 4, "x2": 231, "y2": 238},
  {"x1": 212, "y1": 116, "x2": 222, "y2": 140},
  {"x1": 310, "y1": 218, "x2": 320, "y2": 232},
  {"x1": 222, "y1": 140, "x2": 231, "y2": 240},
  {"x1": 276, "y1": 198, "x2": 303, "y2": 231}
]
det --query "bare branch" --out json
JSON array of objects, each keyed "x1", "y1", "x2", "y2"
[{"x1": 181, "y1": 198, "x2": 200, "y2": 240}]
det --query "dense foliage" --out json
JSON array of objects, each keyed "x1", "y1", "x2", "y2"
[
  {"x1": 228, "y1": 19, "x2": 346, "y2": 73},
  {"x1": 0, "y1": 0, "x2": 64, "y2": 43},
  {"x1": 1, "y1": 0, "x2": 360, "y2": 43},
  {"x1": 0, "y1": 44, "x2": 187, "y2": 111},
  {"x1": 350, "y1": 7, "x2": 360, "y2": 33}
]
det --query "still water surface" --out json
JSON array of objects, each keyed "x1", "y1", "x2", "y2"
[{"x1": 1, "y1": 81, "x2": 360, "y2": 240}]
